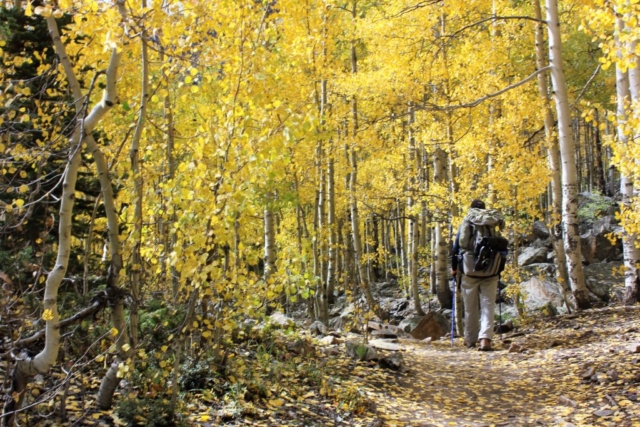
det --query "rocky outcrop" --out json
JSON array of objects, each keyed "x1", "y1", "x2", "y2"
[
  {"x1": 580, "y1": 216, "x2": 623, "y2": 263},
  {"x1": 518, "y1": 247, "x2": 549, "y2": 267}
]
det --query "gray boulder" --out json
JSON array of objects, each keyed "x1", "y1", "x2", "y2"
[
  {"x1": 345, "y1": 340, "x2": 378, "y2": 361},
  {"x1": 518, "y1": 247, "x2": 549, "y2": 266},
  {"x1": 580, "y1": 216, "x2": 623, "y2": 263},
  {"x1": 520, "y1": 276, "x2": 564, "y2": 310},
  {"x1": 378, "y1": 352, "x2": 405, "y2": 371},
  {"x1": 532, "y1": 221, "x2": 550, "y2": 239},
  {"x1": 583, "y1": 261, "x2": 619, "y2": 302},
  {"x1": 309, "y1": 320, "x2": 328, "y2": 336},
  {"x1": 268, "y1": 312, "x2": 295, "y2": 328},
  {"x1": 405, "y1": 312, "x2": 450, "y2": 340}
]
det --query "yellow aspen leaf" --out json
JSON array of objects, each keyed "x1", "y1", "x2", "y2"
[
  {"x1": 20, "y1": 114, "x2": 30, "y2": 122},
  {"x1": 190, "y1": 86, "x2": 199, "y2": 94},
  {"x1": 42, "y1": 309, "x2": 54, "y2": 321},
  {"x1": 95, "y1": 355, "x2": 105, "y2": 362},
  {"x1": 13, "y1": 199, "x2": 24, "y2": 208},
  {"x1": 25, "y1": 2, "x2": 33, "y2": 16},
  {"x1": 268, "y1": 398, "x2": 284, "y2": 407},
  {"x1": 189, "y1": 68, "x2": 199, "y2": 76},
  {"x1": 110, "y1": 328, "x2": 119, "y2": 337},
  {"x1": 122, "y1": 343, "x2": 131, "y2": 352},
  {"x1": 19, "y1": 185, "x2": 29, "y2": 193}
]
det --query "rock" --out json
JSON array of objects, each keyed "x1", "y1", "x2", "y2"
[
  {"x1": 345, "y1": 341, "x2": 378, "y2": 361},
  {"x1": 518, "y1": 247, "x2": 549, "y2": 266},
  {"x1": 629, "y1": 343, "x2": 640, "y2": 354},
  {"x1": 532, "y1": 221, "x2": 550, "y2": 239},
  {"x1": 521, "y1": 262, "x2": 556, "y2": 277},
  {"x1": 370, "y1": 329, "x2": 398, "y2": 339},
  {"x1": 495, "y1": 319, "x2": 514, "y2": 334},
  {"x1": 593, "y1": 409, "x2": 614, "y2": 417},
  {"x1": 269, "y1": 312, "x2": 294, "y2": 328},
  {"x1": 287, "y1": 338, "x2": 314, "y2": 356},
  {"x1": 367, "y1": 321, "x2": 382, "y2": 331},
  {"x1": 378, "y1": 352, "x2": 405, "y2": 371},
  {"x1": 582, "y1": 366, "x2": 596, "y2": 379},
  {"x1": 309, "y1": 320, "x2": 328, "y2": 336},
  {"x1": 519, "y1": 276, "x2": 564, "y2": 311},
  {"x1": 508, "y1": 343, "x2": 524, "y2": 353},
  {"x1": 580, "y1": 216, "x2": 623, "y2": 263},
  {"x1": 368, "y1": 339, "x2": 403, "y2": 351},
  {"x1": 585, "y1": 274, "x2": 611, "y2": 303},
  {"x1": 558, "y1": 395, "x2": 578, "y2": 407},
  {"x1": 319, "y1": 335, "x2": 335, "y2": 346},
  {"x1": 398, "y1": 316, "x2": 423, "y2": 333},
  {"x1": 422, "y1": 337, "x2": 432, "y2": 343},
  {"x1": 405, "y1": 312, "x2": 450, "y2": 341}
]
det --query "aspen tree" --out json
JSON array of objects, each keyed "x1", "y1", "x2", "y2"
[
  {"x1": 4, "y1": 6, "x2": 130, "y2": 421},
  {"x1": 534, "y1": 0, "x2": 575, "y2": 312},
  {"x1": 408, "y1": 105, "x2": 425, "y2": 315},
  {"x1": 127, "y1": 0, "x2": 150, "y2": 350},
  {"x1": 614, "y1": 9, "x2": 640, "y2": 305},
  {"x1": 545, "y1": 0, "x2": 590, "y2": 309}
]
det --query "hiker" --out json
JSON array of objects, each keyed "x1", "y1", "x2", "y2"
[{"x1": 451, "y1": 199, "x2": 507, "y2": 351}]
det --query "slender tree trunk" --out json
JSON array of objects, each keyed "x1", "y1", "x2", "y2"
[
  {"x1": 128, "y1": 1, "x2": 149, "y2": 349},
  {"x1": 433, "y1": 147, "x2": 451, "y2": 308},
  {"x1": 546, "y1": 0, "x2": 590, "y2": 309},
  {"x1": 534, "y1": 0, "x2": 575, "y2": 311},
  {"x1": 3, "y1": 12, "x2": 129, "y2": 422},
  {"x1": 264, "y1": 193, "x2": 276, "y2": 282},
  {"x1": 593, "y1": 110, "x2": 606, "y2": 195},
  {"x1": 616, "y1": 12, "x2": 640, "y2": 305},
  {"x1": 407, "y1": 106, "x2": 424, "y2": 315}
]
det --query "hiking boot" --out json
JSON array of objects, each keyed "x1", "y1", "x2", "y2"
[{"x1": 479, "y1": 339, "x2": 492, "y2": 351}]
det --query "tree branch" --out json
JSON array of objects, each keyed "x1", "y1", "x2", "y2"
[
  {"x1": 11, "y1": 293, "x2": 108, "y2": 350},
  {"x1": 416, "y1": 66, "x2": 552, "y2": 112}
]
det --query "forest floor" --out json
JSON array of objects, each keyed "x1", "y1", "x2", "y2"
[
  {"x1": 340, "y1": 306, "x2": 640, "y2": 427},
  {"x1": 211, "y1": 305, "x2": 640, "y2": 427},
  {"x1": 5, "y1": 306, "x2": 640, "y2": 427}
]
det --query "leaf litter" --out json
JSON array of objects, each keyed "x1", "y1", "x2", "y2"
[{"x1": 4, "y1": 307, "x2": 639, "y2": 426}]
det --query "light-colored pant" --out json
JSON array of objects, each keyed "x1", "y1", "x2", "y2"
[{"x1": 461, "y1": 274, "x2": 499, "y2": 343}]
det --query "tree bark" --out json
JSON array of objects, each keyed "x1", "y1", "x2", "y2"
[
  {"x1": 434, "y1": 147, "x2": 452, "y2": 309},
  {"x1": 128, "y1": 0, "x2": 150, "y2": 349},
  {"x1": 616, "y1": 11, "x2": 640, "y2": 305},
  {"x1": 546, "y1": 0, "x2": 590, "y2": 309},
  {"x1": 407, "y1": 106, "x2": 424, "y2": 315},
  {"x1": 534, "y1": 0, "x2": 575, "y2": 312}
]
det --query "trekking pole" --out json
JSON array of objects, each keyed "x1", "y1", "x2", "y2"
[
  {"x1": 450, "y1": 276, "x2": 456, "y2": 347},
  {"x1": 497, "y1": 276, "x2": 503, "y2": 342}
]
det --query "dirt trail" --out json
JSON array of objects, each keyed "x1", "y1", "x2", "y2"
[{"x1": 354, "y1": 307, "x2": 640, "y2": 427}]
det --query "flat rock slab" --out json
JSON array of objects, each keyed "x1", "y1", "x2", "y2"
[{"x1": 369, "y1": 339, "x2": 404, "y2": 351}]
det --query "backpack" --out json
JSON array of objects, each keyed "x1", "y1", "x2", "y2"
[{"x1": 458, "y1": 208, "x2": 508, "y2": 278}]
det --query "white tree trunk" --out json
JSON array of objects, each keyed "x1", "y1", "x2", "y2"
[
  {"x1": 534, "y1": 0, "x2": 575, "y2": 312},
  {"x1": 127, "y1": 0, "x2": 150, "y2": 348},
  {"x1": 407, "y1": 106, "x2": 424, "y2": 315},
  {"x1": 4, "y1": 11, "x2": 126, "y2": 422},
  {"x1": 546, "y1": 0, "x2": 590, "y2": 308},
  {"x1": 615, "y1": 11, "x2": 640, "y2": 305},
  {"x1": 434, "y1": 147, "x2": 452, "y2": 309}
]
